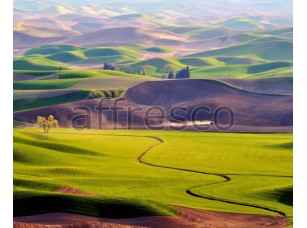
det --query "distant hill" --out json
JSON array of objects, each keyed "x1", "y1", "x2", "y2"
[
  {"x1": 14, "y1": 31, "x2": 65, "y2": 48},
  {"x1": 215, "y1": 18, "x2": 265, "y2": 30},
  {"x1": 63, "y1": 27, "x2": 190, "y2": 47}
]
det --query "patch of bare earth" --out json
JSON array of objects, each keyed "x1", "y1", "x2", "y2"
[
  {"x1": 14, "y1": 79, "x2": 293, "y2": 132},
  {"x1": 53, "y1": 186, "x2": 97, "y2": 196},
  {"x1": 14, "y1": 205, "x2": 291, "y2": 228}
]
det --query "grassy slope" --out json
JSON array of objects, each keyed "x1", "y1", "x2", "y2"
[
  {"x1": 143, "y1": 47, "x2": 173, "y2": 53},
  {"x1": 127, "y1": 58, "x2": 185, "y2": 76},
  {"x1": 13, "y1": 78, "x2": 85, "y2": 90},
  {"x1": 187, "y1": 40, "x2": 293, "y2": 61},
  {"x1": 191, "y1": 61, "x2": 293, "y2": 78},
  {"x1": 13, "y1": 70, "x2": 152, "y2": 90},
  {"x1": 25, "y1": 45, "x2": 80, "y2": 56},
  {"x1": 14, "y1": 129, "x2": 292, "y2": 220},
  {"x1": 82, "y1": 47, "x2": 142, "y2": 59},
  {"x1": 57, "y1": 70, "x2": 153, "y2": 89},
  {"x1": 143, "y1": 132, "x2": 292, "y2": 219},
  {"x1": 215, "y1": 18, "x2": 265, "y2": 30},
  {"x1": 14, "y1": 57, "x2": 71, "y2": 71},
  {"x1": 47, "y1": 51, "x2": 86, "y2": 63},
  {"x1": 14, "y1": 191, "x2": 176, "y2": 218},
  {"x1": 14, "y1": 90, "x2": 90, "y2": 112},
  {"x1": 22, "y1": 46, "x2": 151, "y2": 67},
  {"x1": 185, "y1": 27, "x2": 234, "y2": 39}
]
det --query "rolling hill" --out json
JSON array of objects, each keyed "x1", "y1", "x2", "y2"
[
  {"x1": 128, "y1": 58, "x2": 185, "y2": 75},
  {"x1": 185, "y1": 27, "x2": 234, "y2": 40},
  {"x1": 25, "y1": 45, "x2": 80, "y2": 55},
  {"x1": 63, "y1": 27, "x2": 190, "y2": 47},
  {"x1": 187, "y1": 40, "x2": 293, "y2": 61},
  {"x1": 13, "y1": 56, "x2": 70, "y2": 70},
  {"x1": 191, "y1": 61, "x2": 292, "y2": 78},
  {"x1": 14, "y1": 31, "x2": 65, "y2": 49},
  {"x1": 215, "y1": 18, "x2": 265, "y2": 30},
  {"x1": 14, "y1": 79, "x2": 292, "y2": 131},
  {"x1": 46, "y1": 51, "x2": 86, "y2": 63},
  {"x1": 14, "y1": 23, "x2": 79, "y2": 37}
]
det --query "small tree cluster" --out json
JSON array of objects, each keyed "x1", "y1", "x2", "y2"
[
  {"x1": 103, "y1": 62, "x2": 120, "y2": 71},
  {"x1": 168, "y1": 71, "x2": 174, "y2": 79},
  {"x1": 176, "y1": 66, "x2": 190, "y2": 79},
  {"x1": 37, "y1": 115, "x2": 59, "y2": 133},
  {"x1": 103, "y1": 62, "x2": 147, "y2": 76},
  {"x1": 167, "y1": 66, "x2": 190, "y2": 79},
  {"x1": 160, "y1": 65, "x2": 172, "y2": 74},
  {"x1": 139, "y1": 68, "x2": 147, "y2": 75},
  {"x1": 89, "y1": 89, "x2": 124, "y2": 99}
]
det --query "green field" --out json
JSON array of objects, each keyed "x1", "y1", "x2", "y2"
[
  {"x1": 14, "y1": 128, "x2": 292, "y2": 220},
  {"x1": 13, "y1": 90, "x2": 90, "y2": 112},
  {"x1": 15, "y1": 38, "x2": 293, "y2": 78},
  {"x1": 13, "y1": 70, "x2": 152, "y2": 90},
  {"x1": 13, "y1": 69, "x2": 154, "y2": 111}
]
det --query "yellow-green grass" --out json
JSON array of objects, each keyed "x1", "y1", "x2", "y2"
[
  {"x1": 57, "y1": 70, "x2": 154, "y2": 89},
  {"x1": 73, "y1": 55, "x2": 135, "y2": 65},
  {"x1": 143, "y1": 47, "x2": 173, "y2": 53},
  {"x1": 216, "y1": 56, "x2": 263, "y2": 65},
  {"x1": 13, "y1": 79, "x2": 85, "y2": 90},
  {"x1": 13, "y1": 69, "x2": 153, "y2": 91},
  {"x1": 187, "y1": 40, "x2": 293, "y2": 61},
  {"x1": 14, "y1": 56, "x2": 71, "y2": 71},
  {"x1": 82, "y1": 47, "x2": 142, "y2": 59},
  {"x1": 13, "y1": 89, "x2": 78, "y2": 100},
  {"x1": 214, "y1": 17, "x2": 265, "y2": 30},
  {"x1": 58, "y1": 69, "x2": 147, "y2": 79},
  {"x1": 185, "y1": 27, "x2": 234, "y2": 39},
  {"x1": 128, "y1": 58, "x2": 185, "y2": 76},
  {"x1": 111, "y1": 45, "x2": 173, "y2": 53},
  {"x1": 191, "y1": 61, "x2": 293, "y2": 78},
  {"x1": 25, "y1": 45, "x2": 80, "y2": 56},
  {"x1": 178, "y1": 57, "x2": 225, "y2": 67},
  {"x1": 13, "y1": 90, "x2": 90, "y2": 112},
  {"x1": 14, "y1": 129, "x2": 292, "y2": 220},
  {"x1": 14, "y1": 70, "x2": 58, "y2": 76},
  {"x1": 46, "y1": 51, "x2": 86, "y2": 63}
]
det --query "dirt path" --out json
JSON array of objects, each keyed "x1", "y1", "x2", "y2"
[{"x1": 137, "y1": 136, "x2": 290, "y2": 217}]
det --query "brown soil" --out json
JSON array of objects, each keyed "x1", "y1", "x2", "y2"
[
  {"x1": 14, "y1": 79, "x2": 293, "y2": 132},
  {"x1": 13, "y1": 206, "x2": 291, "y2": 228},
  {"x1": 53, "y1": 186, "x2": 97, "y2": 196}
]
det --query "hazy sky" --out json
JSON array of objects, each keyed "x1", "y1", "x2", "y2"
[{"x1": 14, "y1": 0, "x2": 293, "y2": 16}]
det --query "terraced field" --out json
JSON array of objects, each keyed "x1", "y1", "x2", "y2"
[{"x1": 14, "y1": 128, "x2": 293, "y2": 223}]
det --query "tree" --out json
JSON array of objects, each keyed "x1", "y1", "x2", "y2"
[
  {"x1": 140, "y1": 68, "x2": 147, "y2": 76},
  {"x1": 186, "y1": 66, "x2": 190, "y2": 78},
  {"x1": 168, "y1": 71, "x2": 174, "y2": 79},
  {"x1": 103, "y1": 62, "x2": 116, "y2": 70},
  {"x1": 37, "y1": 115, "x2": 59, "y2": 133},
  {"x1": 175, "y1": 66, "x2": 190, "y2": 79}
]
